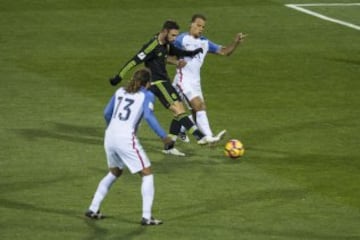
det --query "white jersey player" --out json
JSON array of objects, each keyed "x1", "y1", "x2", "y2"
[
  {"x1": 171, "y1": 14, "x2": 246, "y2": 144},
  {"x1": 85, "y1": 68, "x2": 171, "y2": 226}
]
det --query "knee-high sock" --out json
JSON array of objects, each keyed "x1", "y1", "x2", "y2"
[
  {"x1": 142, "y1": 174, "x2": 154, "y2": 219},
  {"x1": 177, "y1": 113, "x2": 204, "y2": 140},
  {"x1": 196, "y1": 110, "x2": 213, "y2": 137},
  {"x1": 89, "y1": 172, "x2": 117, "y2": 212},
  {"x1": 169, "y1": 118, "x2": 182, "y2": 138},
  {"x1": 180, "y1": 115, "x2": 194, "y2": 133}
]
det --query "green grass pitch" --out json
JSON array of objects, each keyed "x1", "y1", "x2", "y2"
[{"x1": 0, "y1": 0, "x2": 359, "y2": 239}]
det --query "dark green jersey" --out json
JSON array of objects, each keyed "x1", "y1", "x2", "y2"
[{"x1": 118, "y1": 33, "x2": 198, "y2": 82}]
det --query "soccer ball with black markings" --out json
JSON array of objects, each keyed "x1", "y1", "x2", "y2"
[{"x1": 224, "y1": 139, "x2": 245, "y2": 158}]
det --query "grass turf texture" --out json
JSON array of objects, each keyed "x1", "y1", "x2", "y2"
[{"x1": 1, "y1": 0, "x2": 359, "y2": 239}]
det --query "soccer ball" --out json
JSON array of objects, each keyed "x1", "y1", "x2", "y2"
[{"x1": 224, "y1": 139, "x2": 245, "y2": 158}]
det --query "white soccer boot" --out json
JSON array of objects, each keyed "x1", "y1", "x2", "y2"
[
  {"x1": 215, "y1": 129, "x2": 227, "y2": 140},
  {"x1": 162, "y1": 148, "x2": 186, "y2": 157},
  {"x1": 197, "y1": 136, "x2": 217, "y2": 145},
  {"x1": 197, "y1": 130, "x2": 226, "y2": 145}
]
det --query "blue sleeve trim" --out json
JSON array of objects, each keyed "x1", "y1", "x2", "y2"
[
  {"x1": 142, "y1": 90, "x2": 167, "y2": 139},
  {"x1": 104, "y1": 95, "x2": 115, "y2": 126},
  {"x1": 174, "y1": 32, "x2": 187, "y2": 49},
  {"x1": 207, "y1": 38, "x2": 221, "y2": 53}
]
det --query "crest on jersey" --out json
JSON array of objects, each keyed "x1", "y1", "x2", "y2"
[
  {"x1": 148, "y1": 102, "x2": 154, "y2": 111},
  {"x1": 137, "y1": 52, "x2": 146, "y2": 60}
]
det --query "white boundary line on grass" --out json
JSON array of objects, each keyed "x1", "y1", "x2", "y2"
[{"x1": 285, "y1": 3, "x2": 360, "y2": 31}]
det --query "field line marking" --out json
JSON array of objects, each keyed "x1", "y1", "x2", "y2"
[
  {"x1": 292, "y1": 3, "x2": 360, "y2": 7},
  {"x1": 285, "y1": 3, "x2": 360, "y2": 31}
]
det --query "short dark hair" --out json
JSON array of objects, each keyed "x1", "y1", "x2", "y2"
[
  {"x1": 191, "y1": 14, "x2": 206, "y2": 23},
  {"x1": 162, "y1": 20, "x2": 180, "y2": 30}
]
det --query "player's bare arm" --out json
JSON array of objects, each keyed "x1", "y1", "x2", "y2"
[
  {"x1": 218, "y1": 32, "x2": 247, "y2": 56},
  {"x1": 166, "y1": 56, "x2": 187, "y2": 68}
]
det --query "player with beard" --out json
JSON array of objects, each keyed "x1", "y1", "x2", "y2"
[{"x1": 109, "y1": 20, "x2": 221, "y2": 156}]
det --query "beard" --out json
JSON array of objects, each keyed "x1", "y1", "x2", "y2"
[{"x1": 164, "y1": 34, "x2": 171, "y2": 44}]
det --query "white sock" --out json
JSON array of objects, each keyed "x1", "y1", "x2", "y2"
[
  {"x1": 196, "y1": 110, "x2": 213, "y2": 136},
  {"x1": 89, "y1": 172, "x2": 117, "y2": 212},
  {"x1": 141, "y1": 174, "x2": 154, "y2": 219}
]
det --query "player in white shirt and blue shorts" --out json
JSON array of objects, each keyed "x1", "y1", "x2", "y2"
[
  {"x1": 172, "y1": 14, "x2": 246, "y2": 144},
  {"x1": 85, "y1": 68, "x2": 172, "y2": 226}
]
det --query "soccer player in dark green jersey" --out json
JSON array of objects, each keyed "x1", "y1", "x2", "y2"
[{"x1": 109, "y1": 20, "x2": 221, "y2": 156}]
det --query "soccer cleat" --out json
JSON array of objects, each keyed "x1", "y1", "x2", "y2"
[
  {"x1": 141, "y1": 217, "x2": 163, "y2": 226},
  {"x1": 215, "y1": 129, "x2": 227, "y2": 140},
  {"x1": 197, "y1": 136, "x2": 218, "y2": 145},
  {"x1": 178, "y1": 132, "x2": 190, "y2": 143},
  {"x1": 197, "y1": 130, "x2": 227, "y2": 145},
  {"x1": 162, "y1": 148, "x2": 186, "y2": 156},
  {"x1": 197, "y1": 136, "x2": 209, "y2": 145},
  {"x1": 85, "y1": 210, "x2": 105, "y2": 220}
]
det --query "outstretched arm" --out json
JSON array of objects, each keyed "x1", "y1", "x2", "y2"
[
  {"x1": 143, "y1": 91, "x2": 167, "y2": 139},
  {"x1": 169, "y1": 44, "x2": 203, "y2": 58},
  {"x1": 167, "y1": 56, "x2": 187, "y2": 69},
  {"x1": 142, "y1": 90, "x2": 175, "y2": 145},
  {"x1": 217, "y1": 32, "x2": 247, "y2": 56},
  {"x1": 104, "y1": 95, "x2": 115, "y2": 126},
  {"x1": 110, "y1": 38, "x2": 157, "y2": 86}
]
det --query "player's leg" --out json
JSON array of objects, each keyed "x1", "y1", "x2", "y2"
[
  {"x1": 85, "y1": 143, "x2": 125, "y2": 219},
  {"x1": 122, "y1": 138, "x2": 162, "y2": 225},
  {"x1": 173, "y1": 81, "x2": 225, "y2": 144},
  {"x1": 162, "y1": 105, "x2": 196, "y2": 156},
  {"x1": 169, "y1": 101, "x2": 221, "y2": 145},
  {"x1": 189, "y1": 86, "x2": 227, "y2": 141},
  {"x1": 140, "y1": 168, "x2": 154, "y2": 221},
  {"x1": 173, "y1": 80, "x2": 193, "y2": 143},
  {"x1": 139, "y1": 167, "x2": 162, "y2": 225},
  {"x1": 114, "y1": 137, "x2": 161, "y2": 225},
  {"x1": 168, "y1": 101, "x2": 202, "y2": 138},
  {"x1": 86, "y1": 167, "x2": 122, "y2": 219},
  {"x1": 178, "y1": 117, "x2": 191, "y2": 143},
  {"x1": 190, "y1": 97, "x2": 213, "y2": 136},
  {"x1": 179, "y1": 111, "x2": 199, "y2": 142},
  {"x1": 150, "y1": 81, "x2": 211, "y2": 152}
]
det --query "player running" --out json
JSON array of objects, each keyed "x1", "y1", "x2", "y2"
[
  {"x1": 172, "y1": 14, "x2": 246, "y2": 144},
  {"x1": 109, "y1": 20, "x2": 221, "y2": 157},
  {"x1": 85, "y1": 68, "x2": 171, "y2": 225}
]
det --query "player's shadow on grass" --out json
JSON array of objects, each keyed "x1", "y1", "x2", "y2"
[
  {"x1": 164, "y1": 186, "x2": 308, "y2": 222},
  {"x1": 83, "y1": 219, "x2": 146, "y2": 240},
  {"x1": 327, "y1": 57, "x2": 360, "y2": 66},
  {"x1": 244, "y1": 116, "x2": 357, "y2": 151},
  {"x1": 163, "y1": 188, "x2": 351, "y2": 240},
  {"x1": 0, "y1": 197, "x2": 75, "y2": 217},
  {"x1": 0, "y1": 197, "x2": 147, "y2": 240},
  {"x1": 12, "y1": 121, "x2": 104, "y2": 145},
  {"x1": 82, "y1": 220, "x2": 109, "y2": 240},
  {"x1": 0, "y1": 175, "x2": 81, "y2": 194},
  {"x1": 0, "y1": 175, "x2": 92, "y2": 217}
]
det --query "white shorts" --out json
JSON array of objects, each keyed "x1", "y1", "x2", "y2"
[
  {"x1": 104, "y1": 134, "x2": 151, "y2": 174},
  {"x1": 173, "y1": 74, "x2": 203, "y2": 108}
]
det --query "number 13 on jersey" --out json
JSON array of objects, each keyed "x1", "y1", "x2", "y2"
[{"x1": 113, "y1": 97, "x2": 135, "y2": 121}]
